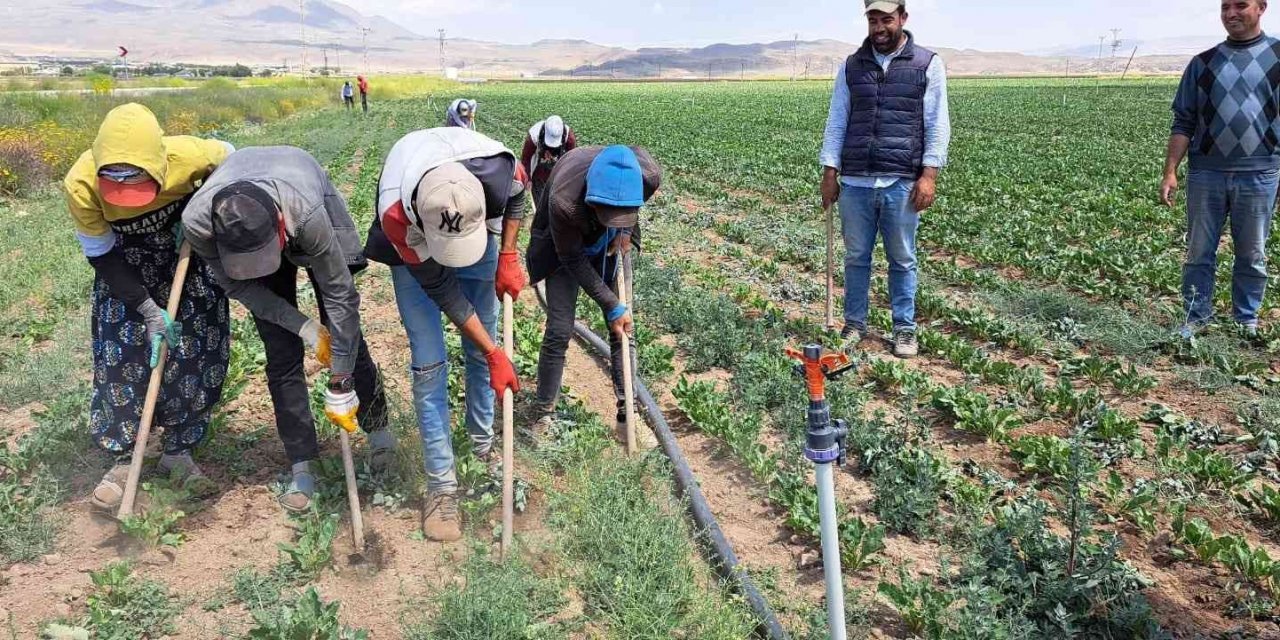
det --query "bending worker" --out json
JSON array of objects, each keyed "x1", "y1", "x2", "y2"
[
  {"x1": 65, "y1": 103, "x2": 233, "y2": 510},
  {"x1": 527, "y1": 145, "x2": 661, "y2": 439},
  {"x1": 182, "y1": 145, "x2": 393, "y2": 513},
  {"x1": 365, "y1": 126, "x2": 525, "y2": 542},
  {"x1": 445, "y1": 98, "x2": 477, "y2": 130},
  {"x1": 521, "y1": 115, "x2": 577, "y2": 204}
]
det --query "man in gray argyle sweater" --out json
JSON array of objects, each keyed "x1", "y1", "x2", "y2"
[{"x1": 1162, "y1": 0, "x2": 1280, "y2": 338}]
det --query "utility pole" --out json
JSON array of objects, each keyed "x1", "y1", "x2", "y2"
[
  {"x1": 298, "y1": 0, "x2": 307, "y2": 75},
  {"x1": 335, "y1": 49, "x2": 340, "y2": 73},
  {"x1": 322, "y1": 48, "x2": 328, "y2": 74},
  {"x1": 792, "y1": 33, "x2": 799, "y2": 81},
  {"x1": 740, "y1": 59, "x2": 745, "y2": 81},
  {"x1": 438, "y1": 29, "x2": 447, "y2": 75},
  {"x1": 1097, "y1": 35, "x2": 1105, "y2": 62},
  {"x1": 361, "y1": 26, "x2": 371, "y2": 73}
]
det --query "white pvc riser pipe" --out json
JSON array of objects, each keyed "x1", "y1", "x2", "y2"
[{"x1": 815, "y1": 462, "x2": 847, "y2": 640}]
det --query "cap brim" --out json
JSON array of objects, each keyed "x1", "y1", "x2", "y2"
[
  {"x1": 865, "y1": 1, "x2": 899, "y2": 13},
  {"x1": 595, "y1": 207, "x2": 639, "y2": 229},
  {"x1": 545, "y1": 132, "x2": 565, "y2": 148},
  {"x1": 426, "y1": 226, "x2": 488, "y2": 268},
  {"x1": 219, "y1": 240, "x2": 282, "y2": 281},
  {"x1": 99, "y1": 178, "x2": 159, "y2": 208}
]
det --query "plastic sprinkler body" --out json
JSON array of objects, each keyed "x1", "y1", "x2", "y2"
[{"x1": 786, "y1": 343, "x2": 852, "y2": 640}]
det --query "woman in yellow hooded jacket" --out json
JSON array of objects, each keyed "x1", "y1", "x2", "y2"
[{"x1": 64, "y1": 103, "x2": 234, "y2": 510}]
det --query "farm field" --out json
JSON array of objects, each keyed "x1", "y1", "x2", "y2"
[{"x1": 3, "y1": 77, "x2": 1280, "y2": 639}]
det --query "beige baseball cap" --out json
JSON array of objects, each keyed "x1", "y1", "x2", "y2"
[
  {"x1": 414, "y1": 162, "x2": 488, "y2": 268},
  {"x1": 865, "y1": 0, "x2": 904, "y2": 14}
]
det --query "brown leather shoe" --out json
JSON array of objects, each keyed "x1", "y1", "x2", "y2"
[{"x1": 423, "y1": 492, "x2": 461, "y2": 542}]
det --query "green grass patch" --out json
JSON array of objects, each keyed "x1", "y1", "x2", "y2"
[
  {"x1": 403, "y1": 546, "x2": 567, "y2": 640},
  {"x1": 0, "y1": 387, "x2": 96, "y2": 564},
  {"x1": 543, "y1": 433, "x2": 756, "y2": 638}
]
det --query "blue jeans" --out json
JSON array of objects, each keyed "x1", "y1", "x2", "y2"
[
  {"x1": 839, "y1": 180, "x2": 920, "y2": 332},
  {"x1": 389, "y1": 236, "x2": 499, "y2": 494},
  {"x1": 1182, "y1": 168, "x2": 1278, "y2": 327}
]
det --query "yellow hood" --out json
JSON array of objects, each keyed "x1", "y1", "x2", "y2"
[{"x1": 91, "y1": 103, "x2": 167, "y2": 184}]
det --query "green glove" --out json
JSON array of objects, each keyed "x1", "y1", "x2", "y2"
[
  {"x1": 173, "y1": 223, "x2": 185, "y2": 251},
  {"x1": 138, "y1": 299, "x2": 182, "y2": 368}
]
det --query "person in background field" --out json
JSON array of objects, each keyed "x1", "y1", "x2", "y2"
[
  {"x1": 357, "y1": 75, "x2": 369, "y2": 114},
  {"x1": 527, "y1": 145, "x2": 660, "y2": 441},
  {"x1": 341, "y1": 81, "x2": 355, "y2": 111},
  {"x1": 521, "y1": 115, "x2": 578, "y2": 205},
  {"x1": 64, "y1": 103, "x2": 233, "y2": 510},
  {"x1": 364, "y1": 127, "x2": 526, "y2": 542},
  {"x1": 181, "y1": 146, "x2": 393, "y2": 512},
  {"x1": 1162, "y1": 0, "x2": 1280, "y2": 340},
  {"x1": 445, "y1": 98, "x2": 477, "y2": 130},
  {"x1": 819, "y1": 0, "x2": 950, "y2": 359}
]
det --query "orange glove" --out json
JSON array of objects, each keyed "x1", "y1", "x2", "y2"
[
  {"x1": 485, "y1": 348, "x2": 520, "y2": 394},
  {"x1": 495, "y1": 251, "x2": 526, "y2": 301}
]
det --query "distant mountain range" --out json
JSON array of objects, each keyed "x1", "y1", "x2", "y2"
[
  {"x1": 1032, "y1": 35, "x2": 1223, "y2": 59},
  {"x1": 0, "y1": 0, "x2": 1206, "y2": 76}
]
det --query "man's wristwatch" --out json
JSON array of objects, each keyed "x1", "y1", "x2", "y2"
[{"x1": 328, "y1": 374, "x2": 355, "y2": 394}]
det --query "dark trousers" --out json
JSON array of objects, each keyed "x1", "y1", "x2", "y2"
[
  {"x1": 535, "y1": 264, "x2": 635, "y2": 413},
  {"x1": 253, "y1": 261, "x2": 388, "y2": 464},
  {"x1": 360, "y1": 93, "x2": 368, "y2": 113}
]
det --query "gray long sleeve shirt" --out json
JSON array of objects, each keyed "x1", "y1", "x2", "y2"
[{"x1": 182, "y1": 146, "x2": 367, "y2": 375}]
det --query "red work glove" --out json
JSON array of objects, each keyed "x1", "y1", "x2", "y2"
[
  {"x1": 495, "y1": 251, "x2": 526, "y2": 301},
  {"x1": 485, "y1": 347, "x2": 520, "y2": 394}
]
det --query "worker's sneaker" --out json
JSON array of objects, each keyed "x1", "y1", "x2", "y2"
[
  {"x1": 1240, "y1": 323, "x2": 1260, "y2": 339},
  {"x1": 840, "y1": 324, "x2": 867, "y2": 352},
  {"x1": 892, "y1": 329, "x2": 918, "y2": 359},
  {"x1": 278, "y1": 462, "x2": 315, "y2": 513},
  {"x1": 423, "y1": 492, "x2": 462, "y2": 542},
  {"x1": 367, "y1": 429, "x2": 398, "y2": 474},
  {"x1": 158, "y1": 452, "x2": 217, "y2": 498},
  {"x1": 90, "y1": 463, "x2": 133, "y2": 511}
]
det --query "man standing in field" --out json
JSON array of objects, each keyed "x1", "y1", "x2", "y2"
[
  {"x1": 521, "y1": 115, "x2": 578, "y2": 204},
  {"x1": 1162, "y1": 0, "x2": 1280, "y2": 338},
  {"x1": 819, "y1": 0, "x2": 950, "y2": 358},
  {"x1": 528, "y1": 145, "x2": 660, "y2": 439},
  {"x1": 365, "y1": 127, "x2": 525, "y2": 541},
  {"x1": 341, "y1": 81, "x2": 354, "y2": 111},
  {"x1": 181, "y1": 146, "x2": 393, "y2": 512},
  {"x1": 357, "y1": 76, "x2": 369, "y2": 114}
]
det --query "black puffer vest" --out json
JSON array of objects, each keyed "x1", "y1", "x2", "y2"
[{"x1": 840, "y1": 32, "x2": 934, "y2": 179}]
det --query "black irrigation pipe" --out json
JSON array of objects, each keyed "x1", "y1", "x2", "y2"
[{"x1": 534, "y1": 285, "x2": 790, "y2": 640}]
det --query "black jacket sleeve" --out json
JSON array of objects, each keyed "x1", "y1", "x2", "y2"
[{"x1": 87, "y1": 248, "x2": 151, "y2": 310}]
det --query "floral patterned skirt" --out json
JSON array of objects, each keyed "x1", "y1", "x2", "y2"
[{"x1": 89, "y1": 227, "x2": 230, "y2": 455}]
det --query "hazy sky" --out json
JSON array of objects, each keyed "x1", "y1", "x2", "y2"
[{"x1": 355, "y1": 0, "x2": 1280, "y2": 51}]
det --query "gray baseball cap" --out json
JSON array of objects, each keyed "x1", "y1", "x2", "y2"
[{"x1": 865, "y1": 0, "x2": 904, "y2": 13}]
